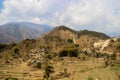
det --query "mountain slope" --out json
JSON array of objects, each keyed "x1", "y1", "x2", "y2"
[
  {"x1": 94, "y1": 37, "x2": 120, "y2": 53},
  {"x1": 38, "y1": 25, "x2": 110, "y2": 51},
  {"x1": 0, "y1": 25, "x2": 110, "y2": 54},
  {"x1": 0, "y1": 22, "x2": 53, "y2": 44}
]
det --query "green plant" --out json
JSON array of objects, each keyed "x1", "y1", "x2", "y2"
[
  {"x1": 67, "y1": 39, "x2": 73, "y2": 44},
  {"x1": 87, "y1": 77, "x2": 94, "y2": 80},
  {"x1": 13, "y1": 47, "x2": 20, "y2": 58},
  {"x1": 13, "y1": 48, "x2": 20, "y2": 55},
  {"x1": 43, "y1": 65, "x2": 54, "y2": 80},
  {"x1": 116, "y1": 45, "x2": 120, "y2": 51},
  {"x1": 59, "y1": 47, "x2": 79, "y2": 57},
  {"x1": 74, "y1": 44, "x2": 79, "y2": 47},
  {"x1": 59, "y1": 49, "x2": 68, "y2": 57},
  {"x1": 0, "y1": 44, "x2": 7, "y2": 50},
  {"x1": 110, "y1": 53, "x2": 116, "y2": 60},
  {"x1": 36, "y1": 62, "x2": 42, "y2": 68}
]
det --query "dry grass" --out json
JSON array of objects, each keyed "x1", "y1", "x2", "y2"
[{"x1": 0, "y1": 57, "x2": 120, "y2": 80}]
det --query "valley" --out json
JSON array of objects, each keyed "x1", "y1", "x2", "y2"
[{"x1": 0, "y1": 25, "x2": 120, "y2": 80}]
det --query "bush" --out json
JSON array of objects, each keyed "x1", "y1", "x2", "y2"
[
  {"x1": 45, "y1": 54, "x2": 53, "y2": 59},
  {"x1": 0, "y1": 44, "x2": 7, "y2": 49},
  {"x1": 36, "y1": 62, "x2": 42, "y2": 68},
  {"x1": 5, "y1": 77, "x2": 18, "y2": 80},
  {"x1": 13, "y1": 48, "x2": 20, "y2": 54},
  {"x1": 74, "y1": 44, "x2": 79, "y2": 47},
  {"x1": 116, "y1": 45, "x2": 120, "y2": 51},
  {"x1": 69, "y1": 48, "x2": 78, "y2": 57},
  {"x1": 87, "y1": 77, "x2": 94, "y2": 80},
  {"x1": 67, "y1": 39, "x2": 73, "y2": 44},
  {"x1": 59, "y1": 48, "x2": 79, "y2": 57},
  {"x1": 43, "y1": 65, "x2": 54, "y2": 80},
  {"x1": 13, "y1": 48, "x2": 20, "y2": 58},
  {"x1": 110, "y1": 53, "x2": 116, "y2": 60},
  {"x1": 59, "y1": 50, "x2": 68, "y2": 57}
]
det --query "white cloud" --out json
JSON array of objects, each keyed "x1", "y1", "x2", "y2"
[{"x1": 0, "y1": 0, "x2": 120, "y2": 36}]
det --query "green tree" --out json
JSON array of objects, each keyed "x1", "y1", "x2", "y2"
[
  {"x1": 0, "y1": 44, "x2": 7, "y2": 49},
  {"x1": 59, "y1": 49, "x2": 68, "y2": 57},
  {"x1": 14, "y1": 48, "x2": 19, "y2": 54},
  {"x1": 59, "y1": 47, "x2": 79, "y2": 57},
  {"x1": 43, "y1": 65, "x2": 54, "y2": 80},
  {"x1": 13, "y1": 48, "x2": 20, "y2": 57},
  {"x1": 110, "y1": 53, "x2": 116, "y2": 60},
  {"x1": 36, "y1": 62, "x2": 42, "y2": 68},
  {"x1": 67, "y1": 39, "x2": 73, "y2": 44}
]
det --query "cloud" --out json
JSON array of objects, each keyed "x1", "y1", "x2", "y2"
[{"x1": 0, "y1": 0, "x2": 120, "y2": 36}]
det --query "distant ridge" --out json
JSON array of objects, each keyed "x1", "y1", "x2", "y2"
[
  {"x1": 0, "y1": 22, "x2": 53, "y2": 44},
  {"x1": 78, "y1": 30, "x2": 110, "y2": 39}
]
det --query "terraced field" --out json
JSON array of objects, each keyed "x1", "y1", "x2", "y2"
[
  {"x1": 0, "y1": 62, "x2": 44, "y2": 80},
  {"x1": 0, "y1": 57, "x2": 120, "y2": 80}
]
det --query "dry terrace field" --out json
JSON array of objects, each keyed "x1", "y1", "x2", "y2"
[{"x1": 0, "y1": 57, "x2": 120, "y2": 80}]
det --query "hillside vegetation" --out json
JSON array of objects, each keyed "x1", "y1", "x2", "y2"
[{"x1": 0, "y1": 25, "x2": 120, "y2": 80}]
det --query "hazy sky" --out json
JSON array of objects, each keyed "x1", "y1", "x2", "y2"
[{"x1": 0, "y1": 0, "x2": 120, "y2": 36}]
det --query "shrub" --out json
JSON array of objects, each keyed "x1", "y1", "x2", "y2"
[
  {"x1": 13, "y1": 48, "x2": 20, "y2": 58},
  {"x1": 116, "y1": 45, "x2": 120, "y2": 51},
  {"x1": 36, "y1": 62, "x2": 42, "y2": 68},
  {"x1": 83, "y1": 51, "x2": 88, "y2": 56},
  {"x1": 43, "y1": 65, "x2": 54, "y2": 80},
  {"x1": 59, "y1": 48, "x2": 79, "y2": 57},
  {"x1": 87, "y1": 77, "x2": 94, "y2": 80},
  {"x1": 69, "y1": 48, "x2": 78, "y2": 57},
  {"x1": 59, "y1": 49, "x2": 68, "y2": 57},
  {"x1": 5, "y1": 77, "x2": 18, "y2": 80},
  {"x1": 67, "y1": 39, "x2": 73, "y2": 44},
  {"x1": 110, "y1": 53, "x2": 116, "y2": 60},
  {"x1": 74, "y1": 44, "x2": 79, "y2": 48},
  {"x1": 45, "y1": 54, "x2": 53, "y2": 59},
  {"x1": 13, "y1": 48, "x2": 20, "y2": 54},
  {"x1": 0, "y1": 44, "x2": 7, "y2": 49}
]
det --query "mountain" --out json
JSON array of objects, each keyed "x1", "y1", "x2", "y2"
[
  {"x1": 0, "y1": 25, "x2": 120, "y2": 80},
  {"x1": 0, "y1": 25, "x2": 110, "y2": 53},
  {"x1": 0, "y1": 22, "x2": 53, "y2": 44},
  {"x1": 37, "y1": 25, "x2": 110, "y2": 51},
  {"x1": 108, "y1": 32, "x2": 120, "y2": 37}
]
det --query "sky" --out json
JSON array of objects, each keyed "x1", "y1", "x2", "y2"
[
  {"x1": 0, "y1": 0, "x2": 3, "y2": 12},
  {"x1": 0, "y1": 0, "x2": 120, "y2": 36}
]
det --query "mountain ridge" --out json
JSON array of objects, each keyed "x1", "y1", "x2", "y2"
[
  {"x1": 0, "y1": 22, "x2": 53, "y2": 44},
  {"x1": 1, "y1": 25, "x2": 120, "y2": 55},
  {"x1": 36, "y1": 25, "x2": 110, "y2": 52}
]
